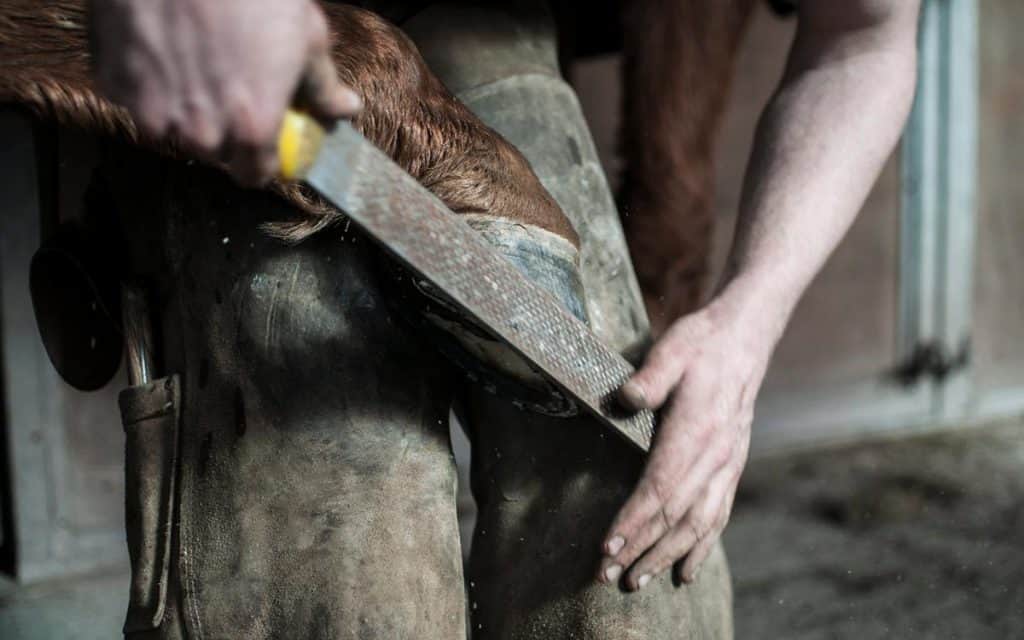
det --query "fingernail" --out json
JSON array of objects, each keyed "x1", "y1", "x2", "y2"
[
  {"x1": 620, "y1": 381, "x2": 647, "y2": 410},
  {"x1": 684, "y1": 567, "x2": 700, "y2": 584},
  {"x1": 606, "y1": 535, "x2": 625, "y2": 555},
  {"x1": 347, "y1": 90, "x2": 363, "y2": 111},
  {"x1": 637, "y1": 574, "x2": 651, "y2": 589},
  {"x1": 604, "y1": 564, "x2": 622, "y2": 583},
  {"x1": 339, "y1": 87, "x2": 363, "y2": 112}
]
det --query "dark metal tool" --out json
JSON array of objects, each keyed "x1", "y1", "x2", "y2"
[
  {"x1": 30, "y1": 222, "x2": 124, "y2": 391},
  {"x1": 120, "y1": 281, "x2": 155, "y2": 386},
  {"x1": 279, "y1": 112, "x2": 655, "y2": 452}
]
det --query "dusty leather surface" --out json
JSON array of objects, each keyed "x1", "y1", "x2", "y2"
[
  {"x1": 465, "y1": 396, "x2": 734, "y2": 639},
  {"x1": 406, "y1": 3, "x2": 734, "y2": 638},
  {"x1": 104, "y1": 149, "x2": 466, "y2": 639},
  {"x1": 120, "y1": 375, "x2": 181, "y2": 633}
]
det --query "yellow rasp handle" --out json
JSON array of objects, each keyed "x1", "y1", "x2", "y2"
[{"x1": 277, "y1": 109, "x2": 326, "y2": 180}]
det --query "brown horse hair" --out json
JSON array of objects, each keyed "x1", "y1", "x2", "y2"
[
  {"x1": 619, "y1": 0, "x2": 758, "y2": 330},
  {"x1": 0, "y1": 1, "x2": 577, "y2": 246}
]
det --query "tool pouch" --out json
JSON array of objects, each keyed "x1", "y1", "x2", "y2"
[{"x1": 119, "y1": 375, "x2": 181, "y2": 635}]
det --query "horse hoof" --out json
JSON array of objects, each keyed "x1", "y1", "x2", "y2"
[{"x1": 387, "y1": 215, "x2": 587, "y2": 417}]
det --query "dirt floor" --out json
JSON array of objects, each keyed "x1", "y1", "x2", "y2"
[
  {"x1": 723, "y1": 419, "x2": 1024, "y2": 639},
  {"x1": 3, "y1": 420, "x2": 1023, "y2": 639}
]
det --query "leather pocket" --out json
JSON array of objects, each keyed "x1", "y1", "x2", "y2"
[{"x1": 119, "y1": 375, "x2": 181, "y2": 633}]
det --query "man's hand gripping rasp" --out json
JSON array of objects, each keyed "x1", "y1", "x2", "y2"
[{"x1": 278, "y1": 111, "x2": 655, "y2": 452}]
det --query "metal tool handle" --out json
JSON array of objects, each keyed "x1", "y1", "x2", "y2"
[
  {"x1": 277, "y1": 109, "x2": 326, "y2": 180},
  {"x1": 121, "y1": 281, "x2": 155, "y2": 386}
]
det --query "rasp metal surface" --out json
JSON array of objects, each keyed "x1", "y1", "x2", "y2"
[{"x1": 304, "y1": 123, "x2": 655, "y2": 452}]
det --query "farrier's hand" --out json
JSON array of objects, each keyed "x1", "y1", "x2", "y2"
[
  {"x1": 598, "y1": 288, "x2": 776, "y2": 589},
  {"x1": 89, "y1": 0, "x2": 362, "y2": 185}
]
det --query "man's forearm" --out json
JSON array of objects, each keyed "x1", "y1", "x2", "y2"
[
  {"x1": 603, "y1": 2, "x2": 921, "y2": 588},
  {"x1": 715, "y1": 1, "x2": 920, "y2": 346}
]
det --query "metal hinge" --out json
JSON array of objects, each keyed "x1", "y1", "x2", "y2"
[{"x1": 890, "y1": 339, "x2": 971, "y2": 387}]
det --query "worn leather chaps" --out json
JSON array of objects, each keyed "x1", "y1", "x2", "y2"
[{"x1": 404, "y1": 3, "x2": 734, "y2": 638}]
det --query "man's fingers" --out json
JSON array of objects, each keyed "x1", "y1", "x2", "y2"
[
  {"x1": 619, "y1": 323, "x2": 693, "y2": 411},
  {"x1": 679, "y1": 536, "x2": 717, "y2": 584},
  {"x1": 299, "y1": 5, "x2": 362, "y2": 121},
  {"x1": 624, "y1": 481, "x2": 720, "y2": 588},
  {"x1": 678, "y1": 468, "x2": 738, "y2": 583},
  {"x1": 624, "y1": 519, "x2": 701, "y2": 590},
  {"x1": 598, "y1": 475, "x2": 676, "y2": 583},
  {"x1": 223, "y1": 130, "x2": 279, "y2": 187},
  {"x1": 131, "y1": 102, "x2": 171, "y2": 142},
  {"x1": 598, "y1": 507, "x2": 673, "y2": 585},
  {"x1": 181, "y1": 96, "x2": 227, "y2": 155},
  {"x1": 220, "y1": 85, "x2": 283, "y2": 186},
  {"x1": 300, "y1": 53, "x2": 362, "y2": 121},
  {"x1": 123, "y1": 74, "x2": 178, "y2": 142},
  {"x1": 627, "y1": 454, "x2": 741, "y2": 589},
  {"x1": 603, "y1": 477, "x2": 665, "y2": 554},
  {"x1": 601, "y1": 392, "x2": 711, "y2": 585},
  {"x1": 225, "y1": 142, "x2": 278, "y2": 187},
  {"x1": 89, "y1": 0, "x2": 357, "y2": 186}
]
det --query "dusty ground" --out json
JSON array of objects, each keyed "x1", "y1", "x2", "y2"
[
  {"x1": 0, "y1": 569, "x2": 126, "y2": 640},
  {"x1": 724, "y1": 419, "x2": 1024, "y2": 639},
  {"x1": 3, "y1": 420, "x2": 1023, "y2": 638}
]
